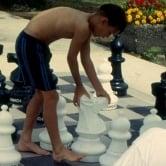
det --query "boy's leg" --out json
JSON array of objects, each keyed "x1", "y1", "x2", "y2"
[
  {"x1": 42, "y1": 90, "x2": 83, "y2": 161},
  {"x1": 18, "y1": 90, "x2": 49, "y2": 155}
]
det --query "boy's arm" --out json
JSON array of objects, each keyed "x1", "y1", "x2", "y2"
[
  {"x1": 67, "y1": 26, "x2": 90, "y2": 87},
  {"x1": 80, "y1": 39, "x2": 110, "y2": 103},
  {"x1": 67, "y1": 26, "x2": 90, "y2": 105}
]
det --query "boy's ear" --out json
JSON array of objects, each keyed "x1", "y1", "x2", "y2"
[{"x1": 100, "y1": 16, "x2": 109, "y2": 25}]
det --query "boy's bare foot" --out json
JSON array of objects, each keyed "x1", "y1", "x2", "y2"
[
  {"x1": 53, "y1": 147, "x2": 83, "y2": 162},
  {"x1": 17, "y1": 141, "x2": 50, "y2": 155}
]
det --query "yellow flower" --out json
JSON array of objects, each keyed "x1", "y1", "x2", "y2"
[
  {"x1": 160, "y1": 15, "x2": 165, "y2": 21},
  {"x1": 156, "y1": 18, "x2": 161, "y2": 22},
  {"x1": 142, "y1": 19, "x2": 146, "y2": 24},
  {"x1": 138, "y1": 11, "x2": 143, "y2": 16},
  {"x1": 142, "y1": 16, "x2": 147, "y2": 20},
  {"x1": 156, "y1": 11, "x2": 163, "y2": 17},
  {"x1": 135, "y1": 8, "x2": 139, "y2": 12},
  {"x1": 127, "y1": 15, "x2": 133, "y2": 23},
  {"x1": 135, "y1": 20, "x2": 140, "y2": 25},
  {"x1": 148, "y1": 15, "x2": 153, "y2": 20},
  {"x1": 151, "y1": 19, "x2": 157, "y2": 24},
  {"x1": 126, "y1": 9, "x2": 132, "y2": 15},
  {"x1": 136, "y1": 14, "x2": 141, "y2": 19}
]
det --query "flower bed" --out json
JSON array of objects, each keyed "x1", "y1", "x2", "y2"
[
  {"x1": 93, "y1": 0, "x2": 166, "y2": 64},
  {"x1": 126, "y1": 0, "x2": 166, "y2": 25},
  {"x1": 122, "y1": 0, "x2": 166, "y2": 56}
]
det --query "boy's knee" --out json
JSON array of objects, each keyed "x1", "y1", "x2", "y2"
[
  {"x1": 42, "y1": 90, "x2": 59, "y2": 101},
  {"x1": 34, "y1": 90, "x2": 43, "y2": 101}
]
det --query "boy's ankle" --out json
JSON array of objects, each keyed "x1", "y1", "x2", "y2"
[{"x1": 53, "y1": 144, "x2": 65, "y2": 154}]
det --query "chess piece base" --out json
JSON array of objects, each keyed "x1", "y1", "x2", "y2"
[
  {"x1": 39, "y1": 129, "x2": 73, "y2": 151},
  {"x1": 71, "y1": 137, "x2": 106, "y2": 162},
  {"x1": 99, "y1": 151, "x2": 121, "y2": 166},
  {"x1": 81, "y1": 154, "x2": 101, "y2": 163},
  {"x1": 0, "y1": 150, "x2": 21, "y2": 166}
]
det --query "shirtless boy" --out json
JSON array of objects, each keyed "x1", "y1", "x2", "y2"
[{"x1": 15, "y1": 4, "x2": 127, "y2": 162}]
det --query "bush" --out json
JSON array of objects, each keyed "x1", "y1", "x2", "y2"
[
  {"x1": 0, "y1": 0, "x2": 47, "y2": 10},
  {"x1": 142, "y1": 46, "x2": 163, "y2": 62}
]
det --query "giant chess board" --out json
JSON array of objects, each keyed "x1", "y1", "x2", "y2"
[{"x1": 11, "y1": 72, "x2": 154, "y2": 166}]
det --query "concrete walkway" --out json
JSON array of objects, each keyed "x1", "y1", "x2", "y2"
[{"x1": 0, "y1": 11, "x2": 165, "y2": 103}]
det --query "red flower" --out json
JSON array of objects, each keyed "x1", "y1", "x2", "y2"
[{"x1": 135, "y1": 0, "x2": 145, "y2": 5}]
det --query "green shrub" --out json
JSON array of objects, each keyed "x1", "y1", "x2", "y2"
[
  {"x1": 0, "y1": 0, "x2": 47, "y2": 9},
  {"x1": 83, "y1": 0, "x2": 128, "y2": 8},
  {"x1": 142, "y1": 47, "x2": 163, "y2": 62}
]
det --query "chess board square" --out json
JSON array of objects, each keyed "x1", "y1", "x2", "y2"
[
  {"x1": 128, "y1": 119, "x2": 144, "y2": 145},
  {"x1": 128, "y1": 106, "x2": 153, "y2": 116},
  {"x1": 57, "y1": 77, "x2": 70, "y2": 86},
  {"x1": 58, "y1": 84, "x2": 75, "y2": 94},
  {"x1": 99, "y1": 108, "x2": 144, "y2": 120},
  {"x1": 118, "y1": 97, "x2": 151, "y2": 108},
  {"x1": 62, "y1": 93, "x2": 73, "y2": 102},
  {"x1": 20, "y1": 150, "x2": 42, "y2": 159},
  {"x1": 10, "y1": 108, "x2": 26, "y2": 120},
  {"x1": 83, "y1": 83, "x2": 94, "y2": 92},
  {"x1": 21, "y1": 155, "x2": 56, "y2": 166},
  {"x1": 65, "y1": 103, "x2": 79, "y2": 114},
  {"x1": 59, "y1": 75, "x2": 75, "y2": 84},
  {"x1": 64, "y1": 116, "x2": 77, "y2": 126},
  {"x1": 68, "y1": 113, "x2": 79, "y2": 122},
  {"x1": 59, "y1": 75, "x2": 89, "y2": 84},
  {"x1": 21, "y1": 155, "x2": 100, "y2": 166},
  {"x1": 6, "y1": 80, "x2": 14, "y2": 87},
  {"x1": 63, "y1": 96, "x2": 73, "y2": 103}
]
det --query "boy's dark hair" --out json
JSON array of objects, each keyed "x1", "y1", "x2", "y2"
[{"x1": 98, "y1": 4, "x2": 127, "y2": 33}]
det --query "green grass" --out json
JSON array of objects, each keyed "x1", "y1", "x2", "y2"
[
  {"x1": 46, "y1": 0, "x2": 99, "y2": 12},
  {"x1": 82, "y1": 0, "x2": 128, "y2": 8}
]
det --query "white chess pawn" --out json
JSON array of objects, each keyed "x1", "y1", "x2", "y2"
[
  {"x1": 140, "y1": 108, "x2": 162, "y2": 134},
  {"x1": 71, "y1": 95, "x2": 108, "y2": 163},
  {"x1": 99, "y1": 110, "x2": 131, "y2": 166},
  {"x1": 39, "y1": 90, "x2": 73, "y2": 150},
  {"x1": 0, "y1": 105, "x2": 21, "y2": 166},
  {"x1": 97, "y1": 58, "x2": 118, "y2": 110},
  {"x1": 143, "y1": 108, "x2": 162, "y2": 125}
]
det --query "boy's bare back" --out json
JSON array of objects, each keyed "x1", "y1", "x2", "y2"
[{"x1": 24, "y1": 7, "x2": 91, "y2": 44}]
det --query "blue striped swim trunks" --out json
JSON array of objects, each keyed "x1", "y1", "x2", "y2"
[{"x1": 15, "y1": 31, "x2": 56, "y2": 91}]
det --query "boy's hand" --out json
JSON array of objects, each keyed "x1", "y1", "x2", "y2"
[
  {"x1": 73, "y1": 86, "x2": 90, "y2": 106},
  {"x1": 96, "y1": 89, "x2": 111, "y2": 104}
]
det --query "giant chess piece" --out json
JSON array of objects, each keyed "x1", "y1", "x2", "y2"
[
  {"x1": 108, "y1": 35, "x2": 128, "y2": 96},
  {"x1": 0, "y1": 105, "x2": 21, "y2": 166},
  {"x1": 7, "y1": 53, "x2": 34, "y2": 110},
  {"x1": 97, "y1": 58, "x2": 118, "y2": 110},
  {"x1": 0, "y1": 44, "x2": 3, "y2": 55},
  {"x1": 140, "y1": 108, "x2": 162, "y2": 134},
  {"x1": 99, "y1": 110, "x2": 131, "y2": 166},
  {"x1": 151, "y1": 72, "x2": 166, "y2": 119},
  {"x1": 39, "y1": 90, "x2": 73, "y2": 150},
  {"x1": 71, "y1": 96, "x2": 108, "y2": 163},
  {"x1": 0, "y1": 70, "x2": 10, "y2": 106}
]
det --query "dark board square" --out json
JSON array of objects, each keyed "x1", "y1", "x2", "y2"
[
  {"x1": 58, "y1": 84, "x2": 75, "y2": 94},
  {"x1": 68, "y1": 113, "x2": 79, "y2": 122},
  {"x1": 128, "y1": 119, "x2": 143, "y2": 145},
  {"x1": 60, "y1": 75, "x2": 89, "y2": 84},
  {"x1": 128, "y1": 106, "x2": 153, "y2": 116}
]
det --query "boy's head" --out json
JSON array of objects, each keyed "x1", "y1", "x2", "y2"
[{"x1": 90, "y1": 4, "x2": 127, "y2": 37}]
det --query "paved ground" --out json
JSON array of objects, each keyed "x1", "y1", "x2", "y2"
[
  {"x1": 0, "y1": 10, "x2": 165, "y2": 166},
  {"x1": 10, "y1": 72, "x2": 153, "y2": 166}
]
